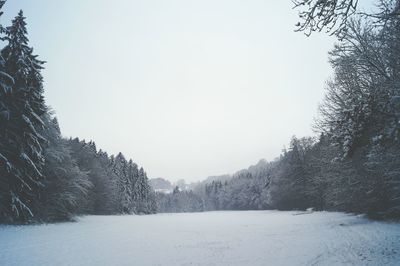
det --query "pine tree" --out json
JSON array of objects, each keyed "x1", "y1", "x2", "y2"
[
  {"x1": 113, "y1": 152, "x2": 130, "y2": 213},
  {"x1": 126, "y1": 159, "x2": 137, "y2": 213},
  {"x1": 0, "y1": 10, "x2": 47, "y2": 222},
  {"x1": 0, "y1": 0, "x2": 16, "y2": 222},
  {"x1": 95, "y1": 150, "x2": 119, "y2": 214},
  {"x1": 38, "y1": 116, "x2": 91, "y2": 221}
]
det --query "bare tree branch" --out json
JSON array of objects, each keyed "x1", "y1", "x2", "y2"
[{"x1": 293, "y1": 0, "x2": 400, "y2": 37}]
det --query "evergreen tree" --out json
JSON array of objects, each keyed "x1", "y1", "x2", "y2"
[
  {"x1": 113, "y1": 152, "x2": 130, "y2": 213},
  {"x1": 127, "y1": 159, "x2": 138, "y2": 212},
  {"x1": 38, "y1": 116, "x2": 91, "y2": 221},
  {"x1": 95, "y1": 150, "x2": 119, "y2": 214},
  {"x1": 135, "y1": 167, "x2": 147, "y2": 213},
  {"x1": 0, "y1": 10, "x2": 46, "y2": 222},
  {"x1": 0, "y1": 0, "x2": 15, "y2": 222},
  {"x1": 267, "y1": 137, "x2": 315, "y2": 210}
]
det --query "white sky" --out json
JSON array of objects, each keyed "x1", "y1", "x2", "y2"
[{"x1": 4, "y1": 0, "x2": 375, "y2": 182}]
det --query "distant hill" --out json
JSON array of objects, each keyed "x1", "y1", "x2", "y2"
[
  {"x1": 150, "y1": 178, "x2": 173, "y2": 192},
  {"x1": 203, "y1": 159, "x2": 270, "y2": 184},
  {"x1": 152, "y1": 159, "x2": 271, "y2": 193}
]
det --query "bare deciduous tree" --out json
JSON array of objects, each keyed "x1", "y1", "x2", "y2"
[{"x1": 294, "y1": 0, "x2": 400, "y2": 36}]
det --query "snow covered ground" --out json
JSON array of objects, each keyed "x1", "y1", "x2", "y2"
[{"x1": 0, "y1": 211, "x2": 399, "y2": 266}]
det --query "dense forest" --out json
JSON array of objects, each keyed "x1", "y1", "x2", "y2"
[
  {"x1": 157, "y1": 1, "x2": 400, "y2": 219},
  {"x1": 0, "y1": 3, "x2": 156, "y2": 224},
  {"x1": 1, "y1": 0, "x2": 399, "y2": 224}
]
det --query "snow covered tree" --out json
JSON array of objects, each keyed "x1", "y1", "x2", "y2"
[
  {"x1": 38, "y1": 116, "x2": 91, "y2": 221},
  {"x1": 0, "y1": 0, "x2": 15, "y2": 222},
  {"x1": 315, "y1": 15, "x2": 400, "y2": 218},
  {"x1": 95, "y1": 150, "x2": 120, "y2": 214},
  {"x1": 204, "y1": 181, "x2": 223, "y2": 210},
  {"x1": 0, "y1": 10, "x2": 47, "y2": 223},
  {"x1": 67, "y1": 139, "x2": 124, "y2": 215},
  {"x1": 112, "y1": 152, "x2": 131, "y2": 213},
  {"x1": 134, "y1": 167, "x2": 156, "y2": 214},
  {"x1": 0, "y1": 5, "x2": 157, "y2": 223},
  {"x1": 109, "y1": 153, "x2": 156, "y2": 214},
  {"x1": 127, "y1": 159, "x2": 138, "y2": 212},
  {"x1": 267, "y1": 137, "x2": 315, "y2": 210},
  {"x1": 294, "y1": 0, "x2": 400, "y2": 37},
  {"x1": 156, "y1": 189, "x2": 203, "y2": 213}
]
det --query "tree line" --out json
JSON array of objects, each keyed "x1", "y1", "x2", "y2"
[
  {"x1": 0, "y1": 3, "x2": 156, "y2": 224},
  {"x1": 1, "y1": 0, "x2": 398, "y2": 222},
  {"x1": 157, "y1": 2, "x2": 400, "y2": 219}
]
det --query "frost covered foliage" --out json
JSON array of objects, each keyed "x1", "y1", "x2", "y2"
[
  {"x1": 0, "y1": 3, "x2": 156, "y2": 223},
  {"x1": 200, "y1": 169, "x2": 269, "y2": 211},
  {"x1": 156, "y1": 187, "x2": 203, "y2": 213},
  {"x1": 67, "y1": 139, "x2": 157, "y2": 215},
  {"x1": 317, "y1": 20, "x2": 400, "y2": 158},
  {"x1": 267, "y1": 137, "x2": 317, "y2": 210},
  {"x1": 156, "y1": 160, "x2": 271, "y2": 213},
  {"x1": 0, "y1": 8, "x2": 47, "y2": 223},
  {"x1": 208, "y1": 160, "x2": 270, "y2": 211},
  {"x1": 294, "y1": 0, "x2": 400, "y2": 37},
  {"x1": 268, "y1": 11, "x2": 400, "y2": 219},
  {"x1": 315, "y1": 16, "x2": 400, "y2": 218},
  {"x1": 37, "y1": 116, "x2": 91, "y2": 222}
]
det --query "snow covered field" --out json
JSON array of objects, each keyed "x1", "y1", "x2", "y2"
[{"x1": 0, "y1": 211, "x2": 399, "y2": 266}]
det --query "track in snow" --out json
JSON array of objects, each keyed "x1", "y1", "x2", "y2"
[{"x1": 0, "y1": 211, "x2": 399, "y2": 266}]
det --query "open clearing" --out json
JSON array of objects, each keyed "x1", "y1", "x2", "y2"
[{"x1": 0, "y1": 211, "x2": 399, "y2": 266}]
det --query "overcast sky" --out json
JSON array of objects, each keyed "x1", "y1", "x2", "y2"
[{"x1": 3, "y1": 0, "x2": 375, "y2": 182}]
